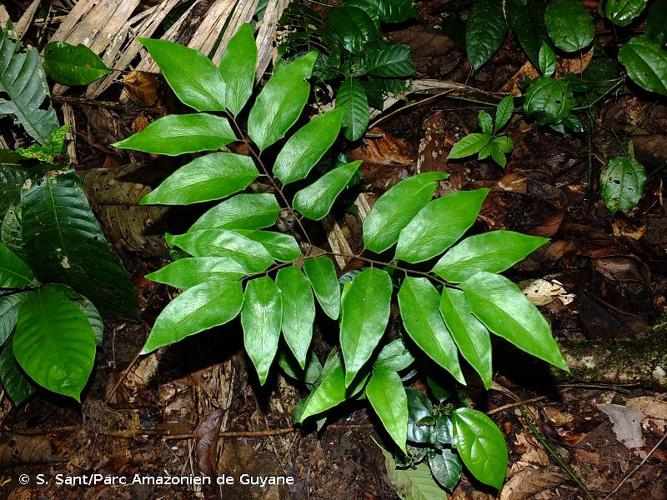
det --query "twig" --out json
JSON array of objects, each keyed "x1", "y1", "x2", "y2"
[
  {"x1": 104, "y1": 350, "x2": 142, "y2": 404},
  {"x1": 488, "y1": 395, "x2": 549, "y2": 415}
]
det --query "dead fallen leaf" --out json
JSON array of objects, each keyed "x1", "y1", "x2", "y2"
[
  {"x1": 0, "y1": 436, "x2": 59, "y2": 466},
  {"x1": 501, "y1": 466, "x2": 566, "y2": 500},
  {"x1": 348, "y1": 127, "x2": 414, "y2": 167},
  {"x1": 598, "y1": 403, "x2": 645, "y2": 449},
  {"x1": 122, "y1": 70, "x2": 159, "y2": 107},
  {"x1": 521, "y1": 279, "x2": 575, "y2": 306},
  {"x1": 195, "y1": 409, "x2": 224, "y2": 475}
]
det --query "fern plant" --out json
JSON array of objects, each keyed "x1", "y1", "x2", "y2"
[{"x1": 116, "y1": 24, "x2": 569, "y2": 492}]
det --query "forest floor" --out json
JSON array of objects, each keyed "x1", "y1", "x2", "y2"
[{"x1": 1, "y1": 0, "x2": 666, "y2": 499}]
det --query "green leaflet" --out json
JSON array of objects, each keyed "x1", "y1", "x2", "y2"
[
  {"x1": 494, "y1": 96, "x2": 514, "y2": 132},
  {"x1": 113, "y1": 114, "x2": 237, "y2": 156},
  {"x1": 544, "y1": 0, "x2": 594, "y2": 52},
  {"x1": 336, "y1": 78, "x2": 370, "y2": 141},
  {"x1": 366, "y1": 367, "x2": 408, "y2": 452},
  {"x1": 189, "y1": 193, "x2": 280, "y2": 232},
  {"x1": 141, "y1": 153, "x2": 258, "y2": 205},
  {"x1": 166, "y1": 230, "x2": 274, "y2": 271},
  {"x1": 523, "y1": 77, "x2": 574, "y2": 125},
  {"x1": 363, "y1": 172, "x2": 446, "y2": 253},
  {"x1": 465, "y1": 0, "x2": 508, "y2": 70},
  {"x1": 462, "y1": 272, "x2": 568, "y2": 371},
  {"x1": 428, "y1": 449, "x2": 462, "y2": 491},
  {"x1": 43, "y1": 42, "x2": 111, "y2": 86},
  {"x1": 0, "y1": 242, "x2": 33, "y2": 288},
  {"x1": 478, "y1": 111, "x2": 493, "y2": 135},
  {"x1": 0, "y1": 342, "x2": 35, "y2": 405},
  {"x1": 395, "y1": 189, "x2": 489, "y2": 263},
  {"x1": 538, "y1": 42, "x2": 557, "y2": 77},
  {"x1": 600, "y1": 156, "x2": 647, "y2": 214},
  {"x1": 432, "y1": 230, "x2": 549, "y2": 282},
  {"x1": 303, "y1": 256, "x2": 341, "y2": 320},
  {"x1": 241, "y1": 277, "x2": 282, "y2": 385},
  {"x1": 142, "y1": 279, "x2": 244, "y2": 354},
  {"x1": 297, "y1": 351, "x2": 347, "y2": 422},
  {"x1": 219, "y1": 24, "x2": 257, "y2": 116},
  {"x1": 363, "y1": 44, "x2": 415, "y2": 77},
  {"x1": 276, "y1": 266, "x2": 316, "y2": 369},
  {"x1": 439, "y1": 288, "x2": 493, "y2": 389},
  {"x1": 248, "y1": 51, "x2": 317, "y2": 151},
  {"x1": 506, "y1": 0, "x2": 548, "y2": 68},
  {"x1": 273, "y1": 108, "x2": 345, "y2": 185},
  {"x1": 447, "y1": 133, "x2": 491, "y2": 159},
  {"x1": 397, "y1": 278, "x2": 465, "y2": 384},
  {"x1": 293, "y1": 160, "x2": 362, "y2": 220},
  {"x1": 340, "y1": 268, "x2": 392, "y2": 387},
  {"x1": 0, "y1": 293, "x2": 25, "y2": 346},
  {"x1": 329, "y1": 6, "x2": 379, "y2": 55},
  {"x1": 618, "y1": 36, "x2": 667, "y2": 97},
  {"x1": 236, "y1": 230, "x2": 301, "y2": 262},
  {"x1": 138, "y1": 37, "x2": 225, "y2": 112},
  {"x1": 604, "y1": 0, "x2": 648, "y2": 26},
  {"x1": 13, "y1": 285, "x2": 96, "y2": 401},
  {"x1": 374, "y1": 337, "x2": 415, "y2": 371},
  {"x1": 145, "y1": 257, "x2": 249, "y2": 289}
]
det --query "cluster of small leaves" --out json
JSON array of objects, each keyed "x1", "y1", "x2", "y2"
[
  {"x1": 447, "y1": 96, "x2": 514, "y2": 167},
  {"x1": 278, "y1": 0, "x2": 417, "y2": 140}
]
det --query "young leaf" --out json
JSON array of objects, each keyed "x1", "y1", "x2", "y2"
[
  {"x1": 375, "y1": 337, "x2": 415, "y2": 371},
  {"x1": 604, "y1": 0, "x2": 648, "y2": 27},
  {"x1": 145, "y1": 257, "x2": 249, "y2": 289},
  {"x1": 489, "y1": 143, "x2": 507, "y2": 168},
  {"x1": 440, "y1": 288, "x2": 493, "y2": 389},
  {"x1": 241, "y1": 277, "x2": 282, "y2": 385},
  {"x1": 600, "y1": 156, "x2": 647, "y2": 214},
  {"x1": 236, "y1": 230, "x2": 301, "y2": 262},
  {"x1": 366, "y1": 367, "x2": 408, "y2": 453},
  {"x1": 293, "y1": 160, "x2": 362, "y2": 220},
  {"x1": 618, "y1": 36, "x2": 667, "y2": 97},
  {"x1": 340, "y1": 268, "x2": 392, "y2": 387},
  {"x1": 494, "y1": 96, "x2": 514, "y2": 132},
  {"x1": 0, "y1": 343, "x2": 35, "y2": 405},
  {"x1": 506, "y1": 0, "x2": 548, "y2": 67},
  {"x1": 336, "y1": 78, "x2": 370, "y2": 141},
  {"x1": 142, "y1": 280, "x2": 244, "y2": 354},
  {"x1": 329, "y1": 6, "x2": 379, "y2": 54},
  {"x1": 453, "y1": 407, "x2": 508, "y2": 490},
  {"x1": 298, "y1": 351, "x2": 347, "y2": 422},
  {"x1": 276, "y1": 267, "x2": 315, "y2": 368},
  {"x1": 43, "y1": 42, "x2": 110, "y2": 86},
  {"x1": 303, "y1": 256, "x2": 341, "y2": 320},
  {"x1": 248, "y1": 51, "x2": 317, "y2": 151},
  {"x1": 432, "y1": 230, "x2": 549, "y2": 282},
  {"x1": 13, "y1": 285, "x2": 95, "y2": 401},
  {"x1": 397, "y1": 278, "x2": 465, "y2": 384},
  {"x1": 478, "y1": 111, "x2": 493, "y2": 135},
  {"x1": 544, "y1": 0, "x2": 594, "y2": 52},
  {"x1": 492, "y1": 135, "x2": 514, "y2": 153},
  {"x1": 219, "y1": 24, "x2": 257, "y2": 116},
  {"x1": 523, "y1": 77, "x2": 574, "y2": 125},
  {"x1": 462, "y1": 272, "x2": 568, "y2": 371},
  {"x1": 538, "y1": 41, "x2": 557, "y2": 77},
  {"x1": 189, "y1": 193, "x2": 280, "y2": 232},
  {"x1": 0, "y1": 242, "x2": 33, "y2": 288},
  {"x1": 141, "y1": 153, "x2": 258, "y2": 205},
  {"x1": 273, "y1": 108, "x2": 345, "y2": 185},
  {"x1": 465, "y1": 0, "x2": 508, "y2": 70},
  {"x1": 363, "y1": 44, "x2": 415, "y2": 77},
  {"x1": 138, "y1": 38, "x2": 225, "y2": 111},
  {"x1": 113, "y1": 114, "x2": 237, "y2": 156},
  {"x1": 395, "y1": 189, "x2": 489, "y2": 263},
  {"x1": 0, "y1": 294, "x2": 25, "y2": 346},
  {"x1": 428, "y1": 449, "x2": 462, "y2": 491},
  {"x1": 363, "y1": 172, "x2": 446, "y2": 253},
  {"x1": 447, "y1": 133, "x2": 491, "y2": 159}
]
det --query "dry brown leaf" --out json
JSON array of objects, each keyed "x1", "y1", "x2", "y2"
[
  {"x1": 195, "y1": 409, "x2": 224, "y2": 475},
  {"x1": 627, "y1": 397, "x2": 667, "y2": 421},
  {"x1": 501, "y1": 467, "x2": 566, "y2": 500},
  {"x1": 0, "y1": 436, "x2": 59, "y2": 466},
  {"x1": 122, "y1": 71, "x2": 159, "y2": 107},
  {"x1": 348, "y1": 128, "x2": 413, "y2": 167}
]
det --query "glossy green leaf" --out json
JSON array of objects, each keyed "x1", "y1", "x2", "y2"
[
  {"x1": 340, "y1": 268, "x2": 392, "y2": 386},
  {"x1": 0, "y1": 242, "x2": 32, "y2": 288},
  {"x1": 604, "y1": 0, "x2": 648, "y2": 26},
  {"x1": 293, "y1": 160, "x2": 362, "y2": 220},
  {"x1": 378, "y1": 443, "x2": 445, "y2": 500},
  {"x1": 13, "y1": 285, "x2": 95, "y2": 400},
  {"x1": 219, "y1": 24, "x2": 257, "y2": 116},
  {"x1": 166, "y1": 230, "x2": 274, "y2": 271},
  {"x1": 506, "y1": 0, "x2": 548, "y2": 67},
  {"x1": 113, "y1": 113, "x2": 236, "y2": 156},
  {"x1": 545, "y1": 0, "x2": 594, "y2": 52},
  {"x1": 364, "y1": 44, "x2": 415, "y2": 77},
  {"x1": 276, "y1": 267, "x2": 315, "y2": 368},
  {"x1": 21, "y1": 169, "x2": 137, "y2": 318},
  {"x1": 337, "y1": 78, "x2": 370, "y2": 141},
  {"x1": 145, "y1": 257, "x2": 249, "y2": 289},
  {"x1": 236, "y1": 230, "x2": 300, "y2": 262},
  {"x1": 478, "y1": 111, "x2": 493, "y2": 135},
  {"x1": 494, "y1": 95, "x2": 514, "y2": 132},
  {"x1": 248, "y1": 51, "x2": 317, "y2": 151},
  {"x1": 523, "y1": 76, "x2": 574, "y2": 125},
  {"x1": 428, "y1": 449, "x2": 462, "y2": 491},
  {"x1": 440, "y1": 288, "x2": 492, "y2": 389},
  {"x1": 378, "y1": 0, "x2": 418, "y2": 22},
  {"x1": 141, "y1": 153, "x2": 257, "y2": 205},
  {"x1": 366, "y1": 367, "x2": 408, "y2": 452},
  {"x1": 241, "y1": 277, "x2": 282, "y2": 385},
  {"x1": 0, "y1": 165, "x2": 24, "y2": 219},
  {"x1": 406, "y1": 387, "x2": 434, "y2": 443},
  {"x1": 433, "y1": 230, "x2": 549, "y2": 282},
  {"x1": 492, "y1": 135, "x2": 514, "y2": 153},
  {"x1": 618, "y1": 36, "x2": 667, "y2": 96},
  {"x1": 375, "y1": 337, "x2": 415, "y2": 371},
  {"x1": 139, "y1": 37, "x2": 225, "y2": 111},
  {"x1": 0, "y1": 343, "x2": 35, "y2": 405},
  {"x1": 273, "y1": 108, "x2": 345, "y2": 184},
  {"x1": 363, "y1": 172, "x2": 446, "y2": 253},
  {"x1": 453, "y1": 407, "x2": 508, "y2": 490},
  {"x1": 397, "y1": 277, "x2": 465, "y2": 384},
  {"x1": 189, "y1": 193, "x2": 280, "y2": 232},
  {"x1": 298, "y1": 351, "x2": 347, "y2": 422},
  {"x1": 465, "y1": 0, "x2": 508, "y2": 70},
  {"x1": 329, "y1": 6, "x2": 379, "y2": 54},
  {"x1": 448, "y1": 133, "x2": 491, "y2": 159},
  {"x1": 646, "y1": 0, "x2": 667, "y2": 45},
  {"x1": 303, "y1": 256, "x2": 340, "y2": 320},
  {"x1": 43, "y1": 42, "x2": 111, "y2": 86},
  {"x1": 142, "y1": 279, "x2": 244, "y2": 354},
  {"x1": 395, "y1": 189, "x2": 489, "y2": 263},
  {"x1": 0, "y1": 293, "x2": 25, "y2": 346},
  {"x1": 278, "y1": 350, "x2": 322, "y2": 387},
  {"x1": 563, "y1": 113, "x2": 585, "y2": 133},
  {"x1": 538, "y1": 42, "x2": 557, "y2": 77},
  {"x1": 462, "y1": 272, "x2": 568, "y2": 370},
  {"x1": 52, "y1": 284, "x2": 105, "y2": 346},
  {"x1": 600, "y1": 156, "x2": 647, "y2": 214}
]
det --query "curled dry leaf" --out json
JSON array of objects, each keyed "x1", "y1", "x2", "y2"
[
  {"x1": 195, "y1": 409, "x2": 224, "y2": 476},
  {"x1": 0, "y1": 436, "x2": 59, "y2": 466},
  {"x1": 500, "y1": 466, "x2": 566, "y2": 500}
]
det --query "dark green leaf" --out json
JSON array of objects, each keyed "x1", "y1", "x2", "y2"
[
  {"x1": 428, "y1": 449, "x2": 462, "y2": 491},
  {"x1": 276, "y1": 266, "x2": 315, "y2": 368},
  {"x1": 618, "y1": 36, "x2": 667, "y2": 96},
  {"x1": 462, "y1": 272, "x2": 568, "y2": 370},
  {"x1": 303, "y1": 256, "x2": 340, "y2": 320},
  {"x1": 43, "y1": 41, "x2": 111, "y2": 86},
  {"x1": 236, "y1": 230, "x2": 300, "y2": 262},
  {"x1": 53, "y1": 284, "x2": 105, "y2": 346},
  {"x1": 465, "y1": 0, "x2": 508, "y2": 70},
  {"x1": 189, "y1": 193, "x2": 280, "y2": 232},
  {"x1": 494, "y1": 95, "x2": 514, "y2": 132},
  {"x1": 0, "y1": 166, "x2": 23, "y2": 219},
  {"x1": 142, "y1": 280, "x2": 244, "y2": 354},
  {"x1": 363, "y1": 44, "x2": 415, "y2": 77},
  {"x1": 145, "y1": 257, "x2": 249, "y2": 289},
  {"x1": 563, "y1": 113, "x2": 584, "y2": 133},
  {"x1": 523, "y1": 76, "x2": 574, "y2": 125},
  {"x1": 375, "y1": 337, "x2": 415, "y2": 371},
  {"x1": 298, "y1": 351, "x2": 347, "y2": 422},
  {"x1": 646, "y1": 0, "x2": 667, "y2": 45},
  {"x1": 604, "y1": 0, "x2": 648, "y2": 27},
  {"x1": 492, "y1": 135, "x2": 514, "y2": 153},
  {"x1": 366, "y1": 367, "x2": 408, "y2": 452},
  {"x1": 538, "y1": 41, "x2": 557, "y2": 77},
  {"x1": 113, "y1": 113, "x2": 237, "y2": 156},
  {"x1": 139, "y1": 37, "x2": 225, "y2": 111},
  {"x1": 447, "y1": 133, "x2": 491, "y2": 158},
  {"x1": 490, "y1": 142, "x2": 508, "y2": 167},
  {"x1": 0, "y1": 242, "x2": 32, "y2": 288},
  {"x1": 545, "y1": 0, "x2": 594, "y2": 52},
  {"x1": 478, "y1": 111, "x2": 493, "y2": 135},
  {"x1": 278, "y1": 349, "x2": 322, "y2": 386},
  {"x1": 329, "y1": 6, "x2": 379, "y2": 54},
  {"x1": 426, "y1": 375, "x2": 451, "y2": 402},
  {"x1": 336, "y1": 78, "x2": 370, "y2": 141},
  {"x1": 219, "y1": 24, "x2": 257, "y2": 116},
  {"x1": 397, "y1": 277, "x2": 465, "y2": 384},
  {"x1": 0, "y1": 293, "x2": 24, "y2": 346},
  {"x1": 600, "y1": 156, "x2": 647, "y2": 213},
  {"x1": 506, "y1": 0, "x2": 548, "y2": 67},
  {"x1": 0, "y1": 343, "x2": 35, "y2": 405},
  {"x1": 406, "y1": 387, "x2": 434, "y2": 443},
  {"x1": 376, "y1": 0, "x2": 418, "y2": 22}
]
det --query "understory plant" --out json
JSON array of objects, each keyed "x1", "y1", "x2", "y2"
[{"x1": 116, "y1": 23, "x2": 569, "y2": 492}]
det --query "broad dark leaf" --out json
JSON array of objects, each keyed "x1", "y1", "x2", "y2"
[
  {"x1": 600, "y1": 156, "x2": 647, "y2": 213},
  {"x1": 506, "y1": 0, "x2": 548, "y2": 67},
  {"x1": 43, "y1": 42, "x2": 111, "y2": 86},
  {"x1": 618, "y1": 36, "x2": 667, "y2": 96},
  {"x1": 0, "y1": 343, "x2": 35, "y2": 405},
  {"x1": 465, "y1": 0, "x2": 508, "y2": 70},
  {"x1": 336, "y1": 78, "x2": 370, "y2": 141},
  {"x1": 329, "y1": 6, "x2": 379, "y2": 54},
  {"x1": 545, "y1": 0, "x2": 594, "y2": 52}
]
